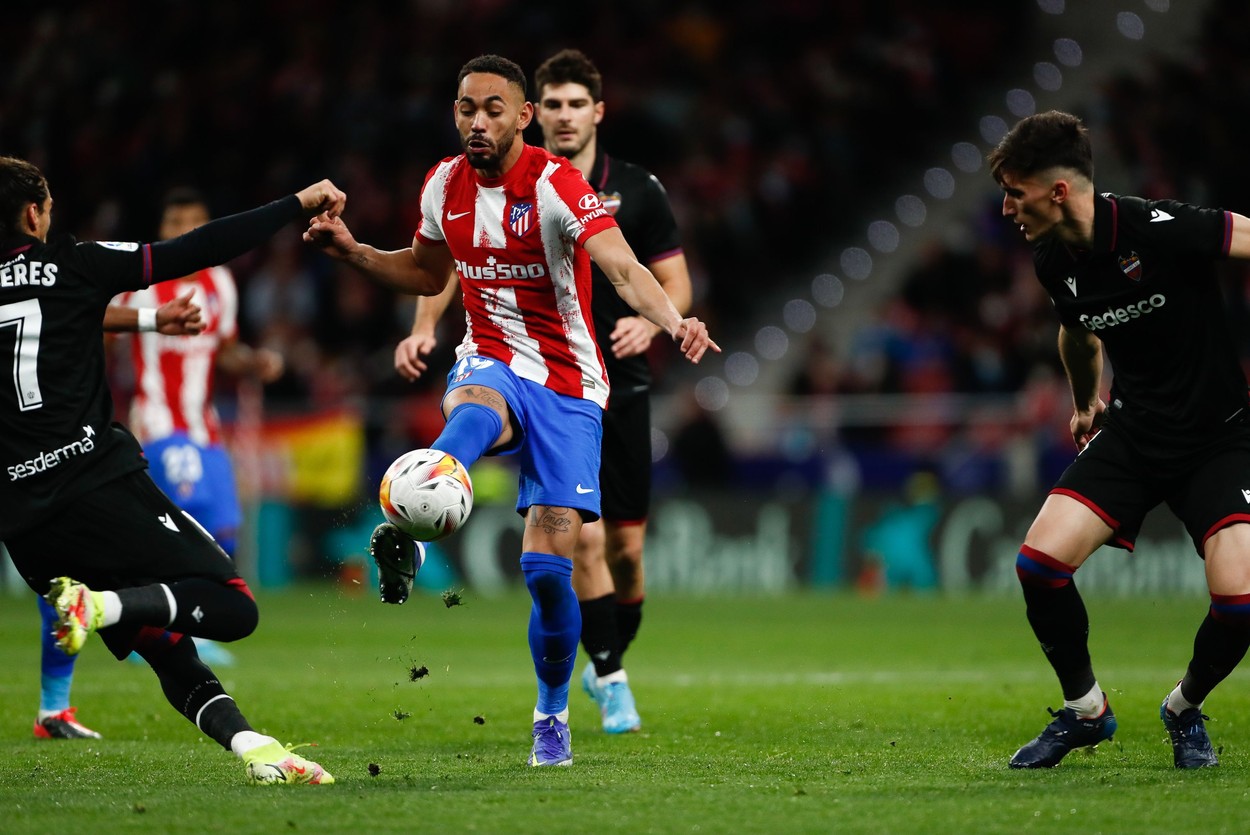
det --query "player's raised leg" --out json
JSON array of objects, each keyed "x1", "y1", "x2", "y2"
[
  {"x1": 368, "y1": 377, "x2": 508, "y2": 580},
  {"x1": 45, "y1": 574, "x2": 261, "y2": 655}
]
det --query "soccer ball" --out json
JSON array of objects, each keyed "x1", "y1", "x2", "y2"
[{"x1": 378, "y1": 448, "x2": 474, "y2": 541}]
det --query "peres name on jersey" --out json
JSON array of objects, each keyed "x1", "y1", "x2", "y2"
[{"x1": 0, "y1": 258, "x2": 58, "y2": 289}]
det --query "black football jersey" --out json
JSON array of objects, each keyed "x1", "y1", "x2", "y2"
[
  {"x1": 0, "y1": 235, "x2": 153, "y2": 537},
  {"x1": 1034, "y1": 192, "x2": 1245, "y2": 444},
  {"x1": 0, "y1": 194, "x2": 303, "y2": 538},
  {"x1": 586, "y1": 150, "x2": 684, "y2": 395}
]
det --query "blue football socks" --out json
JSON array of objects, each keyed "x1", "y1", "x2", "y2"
[
  {"x1": 520, "y1": 552, "x2": 581, "y2": 716},
  {"x1": 37, "y1": 594, "x2": 75, "y2": 713},
  {"x1": 432, "y1": 402, "x2": 503, "y2": 470}
]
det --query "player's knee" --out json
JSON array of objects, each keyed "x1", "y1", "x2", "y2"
[
  {"x1": 1210, "y1": 592, "x2": 1250, "y2": 627},
  {"x1": 218, "y1": 579, "x2": 259, "y2": 640},
  {"x1": 1015, "y1": 545, "x2": 1075, "y2": 589},
  {"x1": 233, "y1": 596, "x2": 259, "y2": 639},
  {"x1": 605, "y1": 526, "x2": 644, "y2": 578},
  {"x1": 609, "y1": 550, "x2": 642, "y2": 590},
  {"x1": 612, "y1": 538, "x2": 644, "y2": 569},
  {"x1": 574, "y1": 524, "x2": 606, "y2": 568}
]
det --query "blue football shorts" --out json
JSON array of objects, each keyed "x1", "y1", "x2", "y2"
[
  {"x1": 443, "y1": 356, "x2": 603, "y2": 520},
  {"x1": 144, "y1": 433, "x2": 243, "y2": 537}
]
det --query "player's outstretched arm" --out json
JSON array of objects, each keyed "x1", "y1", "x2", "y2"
[
  {"x1": 305, "y1": 215, "x2": 454, "y2": 297},
  {"x1": 609, "y1": 253, "x2": 693, "y2": 360},
  {"x1": 149, "y1": 180, "x2": 346, "y2": 285},
  {"x1": 584, "y1": 227, "x2": 719, "y2": 364},
  {"x1": 395, "y1": 272, "x2": 460, "y2": 381}
]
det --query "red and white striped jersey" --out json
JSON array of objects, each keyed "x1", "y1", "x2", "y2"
[
  {"x1": 417, "y1": 144, "x2": 618, "y2": 407},
  {"x1": 114, "y1": 266, "x2": 237, "y2": 445}
]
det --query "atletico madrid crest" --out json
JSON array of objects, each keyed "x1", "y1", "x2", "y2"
[{"x1": 509, "y1": 202, "x2": 534, "y2": 237}]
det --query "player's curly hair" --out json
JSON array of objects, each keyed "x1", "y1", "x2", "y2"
[
  {"x1": 988, "y1": 110, "x2": 1094, "y2": 184},
  {"x1": 534, "y1": 49, "x2": 603, "y2": 102},
  {"x1": 458, "y1": 54, "x2": 526, "y2": 96},
  {"x1": 0, "y1": 156, "x2": 50, "y2": 240}
]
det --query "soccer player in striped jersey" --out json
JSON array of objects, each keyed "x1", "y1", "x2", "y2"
[
  {"x1": 306, "y1": 54, "x2": 717, "y2": 767},
  {"x1": 991, "y1": 111, "x2": 1250, "y2": 770},
  {"x1": 394, "y1": 49, "x2": 692, "y2": 737},
  {"x1": 112, "y1": 188, "x2": 286, "y2": 668}
]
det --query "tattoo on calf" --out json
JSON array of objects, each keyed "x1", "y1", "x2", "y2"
[{"x1": 528, "y1": 505, "x2": 573, "y2": 535}]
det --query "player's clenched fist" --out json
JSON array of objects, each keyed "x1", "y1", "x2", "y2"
[{"x1": 295, "y1": 180, "x2": 346, "y2": 218}]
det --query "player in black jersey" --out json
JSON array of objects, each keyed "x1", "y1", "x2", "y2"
[
  {"x1": 26, "y1": 292, "x2": 203, "y2": 741},
  {"x1": 988, "y1": 112, "x2": 1250, "y2": 770},
  {"x1": 392, "y1": 49, "x2": 692, "y2": 735},
  {"x1": 0, "y1": 155, "x2": 343, "y2": 785}
]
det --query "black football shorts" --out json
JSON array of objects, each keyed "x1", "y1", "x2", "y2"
[
  {"x1": 599, "y1": 392, "x2": 652, "y2": 522},
  {"x1": 7, "y1": 469, "x2": 238, "y2": 598},
  {"x1": 1051, "y1": 419, "x2": 1250, "y2": 556}
]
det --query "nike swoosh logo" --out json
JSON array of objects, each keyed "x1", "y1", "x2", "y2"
[
  {"x1": 575, "y1": 484, "x2": 594, "y2": 494},
  {"x1": 1149, "y1": 209, "x2": 1174, "y2": 222},
  {"x1": 447, "y1": 210, "x2": 470, "y2": 221}
]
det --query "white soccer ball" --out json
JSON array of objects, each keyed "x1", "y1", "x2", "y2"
[{"x1": 379, "y1": 448, "x2": 474, "y2": 541}]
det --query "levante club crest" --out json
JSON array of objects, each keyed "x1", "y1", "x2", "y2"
[{"x1": 1118, "y1": 251, "x2": 1143, "y2": 281}]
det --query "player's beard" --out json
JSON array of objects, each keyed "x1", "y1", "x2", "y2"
[
  {"x1": 546, "y1": 127, "x2": 590, "y2": 161},
  {"x1": 464, "y1": 129, "x2": 516, "y2": 172}
]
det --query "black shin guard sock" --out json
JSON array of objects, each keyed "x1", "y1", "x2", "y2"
[
  {"x1": 579, "y1": 594, "x2": 621, "y2": 677},
  {"x1": 1181, "y1": 613, "x2": 1250, "y2": 705},
  {"x1": 114, "y1": 584, "x2": 174, "y2": 625},
  {"x1": 616, "y1": 598, "x2": 643, "y2": 656},
  {"x1": 116, "y1": 579, "x2": 258, "y2": 641},
  {"x1": 1022, "y1": 581, "x2": 1096, "y2": 700},
  {"x1": 166, "y1": 578, "x2": 259, "y2": 641},
  {"x1": 144, "y1": 637, "x2": 252, "y2": 749}
]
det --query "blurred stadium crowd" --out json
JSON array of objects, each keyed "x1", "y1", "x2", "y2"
[
  {"x1": 791, "y1": 0, "x2": 1250, "y2": 486},
  {"x1": 4, "y1": 0, "x2": 1249, "y2": 497}
]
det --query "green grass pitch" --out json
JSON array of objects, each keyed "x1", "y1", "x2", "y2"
[{"x1": 2, "y1": 584, "x2": 1247, "y2": 834}]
